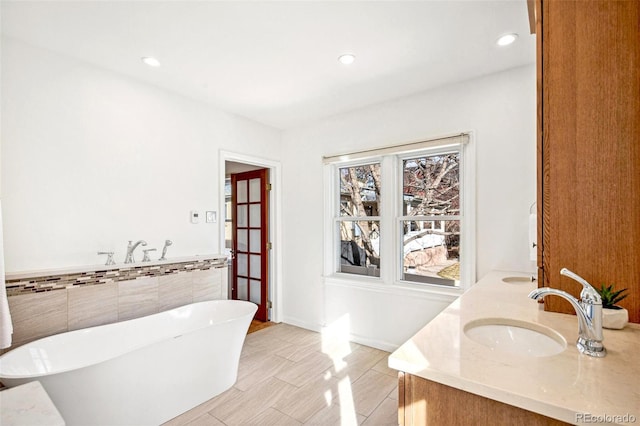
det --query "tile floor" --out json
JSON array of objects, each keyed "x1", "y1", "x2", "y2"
[{"x1": 164, "y1": 323, "x2": 399, "y2": 426}]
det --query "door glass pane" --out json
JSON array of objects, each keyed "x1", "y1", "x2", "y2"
[
  {"x1": 338, "y1": 220, "x2": 380, "y2": 277},
  {"x1": 249, "y1": 279, "x2": 261, "y2": 305},
  {"x1": 402, "y1": 220, "x2": 459, "y2": 286},
  {"x1": 250, "y1": 204, "x2": 261, "y2": 227},
  {"x1": 237, "y1": 180, "x2": 247, "y2": 203},
  {"x1": 237, "y1": 205, "x2": 248, "y2": 227},
  {"x1": 249, "y1": 178, "x2": 261, "y2": 202},
  {"x1": 402, "y1": 152, "x2": 459, "y2": 216},
  {"x1": 237, "y1": 253, "x2": 248, "y2": 276},
  {"x1": 237, "y1": 278, "x2": 248, "y2": 301},
  {"x1": 250, "y1": 254, "x2": 261, "y2": 279},
  {"x1": 249, "y1": 229, "x2": 261, "y2": 253},
  {"x1": 237, "y1": 230, "x2": 248, "y2": 252},
  {"x1": 339, "y1": 163, "x2": 380, "y2": 217}
]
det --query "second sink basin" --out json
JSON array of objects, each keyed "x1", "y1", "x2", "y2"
[{"x1": 464, "y1": 318, "x2": 566, "y2": 357}]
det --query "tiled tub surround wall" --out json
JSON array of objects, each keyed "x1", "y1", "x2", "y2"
[{"x1": 4, "y1": 256, "x2": 228, "y2": 351}]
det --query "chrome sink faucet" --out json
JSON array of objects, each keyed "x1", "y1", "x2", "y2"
[
  {"x1": 528, "y1": 268, "x2": 606, "y2": 357},
  {"x1": 124, "y1": 240, "x2": 147, "y2": 264}
]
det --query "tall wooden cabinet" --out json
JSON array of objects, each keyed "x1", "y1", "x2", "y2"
[{"x1": 537, "y1": 0, "x2": 640, "y2": 323}]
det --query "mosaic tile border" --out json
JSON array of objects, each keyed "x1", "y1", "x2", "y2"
[{"x1": 6, "y1": 258, "x2": 227, "y2": 297}]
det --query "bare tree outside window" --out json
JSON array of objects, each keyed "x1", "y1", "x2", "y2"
[
  {"x1": 403, "y1": 152, "x2": 461, "y2": 283},
  {"x1": 337, "y1": 151, "x2": 461, "y2": 283},
  {"x1": 339, "y1": 164, "x2": 380, "y2": 275}
]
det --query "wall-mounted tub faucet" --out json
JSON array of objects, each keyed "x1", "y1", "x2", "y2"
[
  {"x1": 528, "y1": 268, "x2": 606, "y2": 357},
  {"x1": 97, "y1": 251, "x2": 116, "y2": 265},
  {"x1": 159, "y1": 240, "x2": 173, "y2": 261},
  {"x1": 142, "y1": 248, "x2": 157, "y2": 262},
  {"x1": 124, "y1": 240, "x2": 147, "y2": 264}
]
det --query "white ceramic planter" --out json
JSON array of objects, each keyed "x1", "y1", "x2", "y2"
[{"x1": 602, "y1": 307, "x2": 628, "y2": 330}]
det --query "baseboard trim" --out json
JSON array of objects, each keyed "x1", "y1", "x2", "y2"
[{"x1": 281, "y1": 315, "x2": 399, "y2": 353}]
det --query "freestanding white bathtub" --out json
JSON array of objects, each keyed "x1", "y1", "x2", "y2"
[{"x1": 0, "y1": 299, "x2": 257, "y2": 426}]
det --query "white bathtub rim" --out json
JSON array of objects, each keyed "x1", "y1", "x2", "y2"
[{"x1": 0, "y1": 299, "x2": 257, "y2": 380}]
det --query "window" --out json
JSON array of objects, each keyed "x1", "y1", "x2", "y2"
[
  {"x1": 326, "y1": 134, "x2": 472, "y2": 289},
  {"x1": 337, "y1": 163, "x2": 381, "y2": 277},
  {"x1": 400, "y1": 151, "x2": 460, "y2": 286}
]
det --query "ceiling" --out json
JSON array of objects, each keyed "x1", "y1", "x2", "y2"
[{"x1": 0, "y1": 1, "x2": 535, "y2": 129}]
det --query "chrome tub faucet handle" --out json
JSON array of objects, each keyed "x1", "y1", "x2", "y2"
[
  {"x1": 142, "y1": 248, "x2": 157, "y2": 262},
  {"x1": 98, "y1": 251, "x2": 116, "y2": 265}
]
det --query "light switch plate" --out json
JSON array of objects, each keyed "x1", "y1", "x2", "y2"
[
  {"x1": 190, "y1": 210, "x2": 199, "y2": 224},
  {"x1": 206, "y1": 211, "x2": 217, "y2": 223}
]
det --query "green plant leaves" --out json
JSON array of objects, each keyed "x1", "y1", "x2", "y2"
[{"x1": 598, "y1": 284, "x2": 629, "y2": 309}]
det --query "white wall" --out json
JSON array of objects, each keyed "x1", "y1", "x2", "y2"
[
  {"x1": 1, "y1": 38, "x2": 281, "y2": 272},
  {"x1": 281, "y1": 64, "x2": 536, "y2": 350},
  {"x1": 2, "y1": 36, "x2": 535, "y2": 350}
]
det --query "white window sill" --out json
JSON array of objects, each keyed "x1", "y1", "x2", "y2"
[{"x1": 323, "y1": 273, "x2": 464, "y2": 302}]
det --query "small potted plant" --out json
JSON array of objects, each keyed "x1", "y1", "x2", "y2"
[{"x1": 598, "y1": 284, "x2": 629, "y2": 329}]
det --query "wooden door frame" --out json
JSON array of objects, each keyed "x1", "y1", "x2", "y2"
[{"x1": 219, "y1": 151, "x2": 282, "y2": 323}]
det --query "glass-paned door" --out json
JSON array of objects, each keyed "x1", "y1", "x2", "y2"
[{"x1": 231, "y1": 168, "x2": 269, "y2": 321}]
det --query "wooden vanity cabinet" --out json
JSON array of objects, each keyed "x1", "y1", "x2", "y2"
[
  {"x1": 398, "y1": 372, "x2": 569, "y2": 426},
  {"x1": 536, "y1": 0, "x2": 640, "y2": 322}
]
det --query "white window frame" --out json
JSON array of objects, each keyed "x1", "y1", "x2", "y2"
[
  {"x1": 323, "y1": 133, "x2": 475, "y2": 295},
  {"x1": 332, "y1": 157, "x2": 383, "y2": 278}
]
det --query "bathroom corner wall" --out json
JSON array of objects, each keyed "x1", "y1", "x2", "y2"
[
  {"x1": 4, "y1": 263, "x2": 227, "y2": 352},
  {"x1": 281, "y1": 64, "x2": 536, "y2": 348}
]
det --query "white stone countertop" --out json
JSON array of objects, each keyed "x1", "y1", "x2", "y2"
[
  {"x1": 5, "y1": 254, "x2": 228, "y2": 280},
  {"x1": 0, "y1": 381, "x2": 65, "y2": 425},
  {"x1": 388, "y1": 270, "x2": 640, "y2": 425}
]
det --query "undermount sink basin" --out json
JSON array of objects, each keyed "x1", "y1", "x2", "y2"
[
  {"x1": 464, "y1": 318, "x2": 566, "y2": 357},
  {"x1": 502, "y1": 276, "x2": 534, "y2": 284}
]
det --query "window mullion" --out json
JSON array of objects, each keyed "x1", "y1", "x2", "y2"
[{"x1": 380, "y1": 155, "x2": 396, "y2": 284}]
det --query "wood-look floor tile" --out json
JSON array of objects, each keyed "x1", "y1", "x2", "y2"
[
  {"x1": 264, "y1": 323, "x2": 322, "y2": 346},
  {"x1": 276, "y1": 339, "x2": 323, "y2": 362},
  {"x1": 327, "y1": 345, "x2": 388, "y2": 382},
  {"x1": 208, "y1": 377, "x2": 297, "y2": 425},
  {"x1": 244, "y1": 329, "x2": 290, "y2": 349},
  {"x1": 388, "y1": 385, "x2": 399, "y2": 401},
  {"x1": 362, "y1": 397, "x2": 398, "y2": 426},
  {"x1": 348, "y1": 370, "x2": 398, "y2": 417},
  {"x1": 162, "y1": 387, "x2": 242, "y2": 426},
  {"x1": 275, "y1": 350, "x2": 334, "y2": 387},
  {"x1": 303, "y1": 402, "x2": 366, "y2": 426},
  {"x1": 272, "y1": 374, "x2": 338, "y2": 423},
  {"x1": 235, "y1": 354, "x2": 295, "y2": 391},
  {"x1": 241, "y1": 408, "x2": 302, "y2": 426},
  {"x1": 371, "y1": 355, "x2": 397, "y2": 377},
  {"x1": 165, "y1": 323, "x2": 400, "y2": 426},
  {"x1": 239, "y1": 341, "x2": 272, "y2": 359},
  {"x1": 186, "y1": 413, "x2": 225, "y2": 426}
]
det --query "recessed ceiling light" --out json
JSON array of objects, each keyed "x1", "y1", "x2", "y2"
[
  {"x1": 141, "y1": 56, "x2": 161, "y2": 67},
  {"x1": 338, "y1": 53, "x2": 356, "y2": 65},
  {"x1": 496, "y1": 33, "x2": 518, "y2": 47}
]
